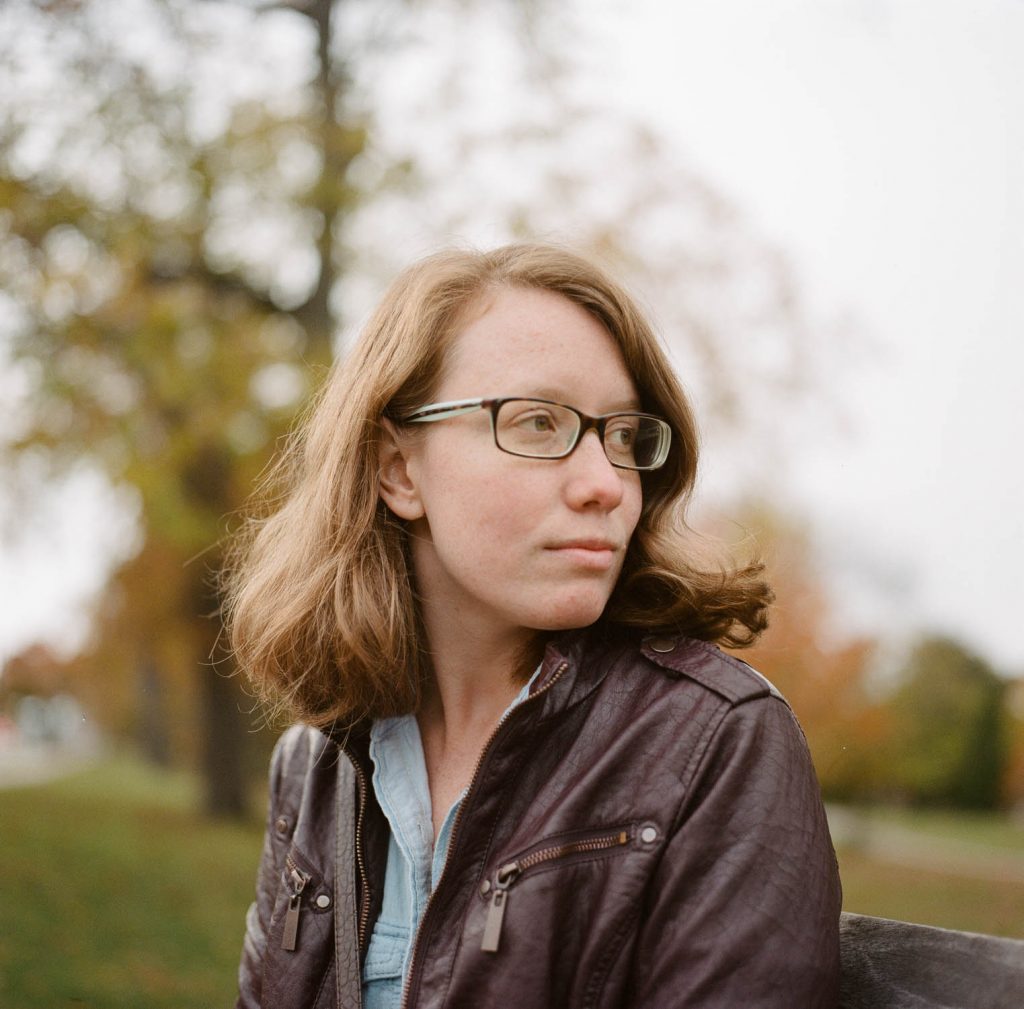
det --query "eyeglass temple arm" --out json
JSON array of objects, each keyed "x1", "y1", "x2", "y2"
[{"x1": 403, "y1": 398, "x2": 487, "y2": 423}]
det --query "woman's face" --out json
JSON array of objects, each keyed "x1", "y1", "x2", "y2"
[{"x1": 381, "y1": 286, "x2": 644, "y2": 643}]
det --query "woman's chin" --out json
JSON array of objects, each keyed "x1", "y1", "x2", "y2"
[{"x1": 527, "y1": 593, "x2": 610, "y2": 632}]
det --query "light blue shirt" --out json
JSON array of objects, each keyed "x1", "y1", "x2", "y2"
[{"x1": 362, "y1": 668, "x2": 542, "y2": 1009}]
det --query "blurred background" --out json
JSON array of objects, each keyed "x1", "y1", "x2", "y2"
[{"x1": 1, "y1": 0, "x2": 1022, "y2": 1005}]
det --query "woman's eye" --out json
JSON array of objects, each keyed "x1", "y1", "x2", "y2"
[
  {"x1": 515, "y1": 411, "x2": 557, "y2": 432},
  {"x1": 607, "y1": 424, "x2": 635, "y2": 446}
]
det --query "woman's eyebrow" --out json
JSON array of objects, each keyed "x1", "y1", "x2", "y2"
[{"x1": 523, "y1": 388, "x2": 643, "y2": 412}]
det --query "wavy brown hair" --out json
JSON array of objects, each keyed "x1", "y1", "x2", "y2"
[{"x1": 222, "y1": 243, "x2": 771, "y2": 728}]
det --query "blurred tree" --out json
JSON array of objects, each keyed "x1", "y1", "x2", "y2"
[
  {"x1": 0, "y1": 644, "x2": 69, "y2": 703},
  {"x1": 728, "y1": 512, "x2": 1014, "y2": 810},
  {"x1": 885, "y1": 636, "x2": 1009, "y2": 810},
  {"x1": 0, "y1": 0, "x2": 830, "y2": 815},
  {"x1": 1001, "y1": 680, "x2": 1024, "y2": 811},
  {"x1": 0, "y1": 0, "x2": 364, "y2": 815},
  {"x1": 733, "y1": 505, "x2": 890, "y2": 802}
]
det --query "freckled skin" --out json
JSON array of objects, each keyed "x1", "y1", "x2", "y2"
[{"x1": 401, "y1": 286, "x2": 644, "y2": 640}]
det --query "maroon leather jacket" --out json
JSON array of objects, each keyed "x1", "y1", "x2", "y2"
[{"x1": 236, "y1": 629, "x2": 842, "y2": 1008}]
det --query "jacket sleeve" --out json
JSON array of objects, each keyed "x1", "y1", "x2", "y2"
[
  {"x1": 236, "y1": 726, "x2": 304, "y2": 1009},
  {"x1": 625, "y1": 695, "x2": 842, "y2": 1008}
]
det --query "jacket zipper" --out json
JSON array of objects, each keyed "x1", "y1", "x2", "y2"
[
  {"x1": 281, "y1": 854, "x2": 311, "y2": 951},
  {"x1": 281, "y1": 756, "x2": 371, "y2": 956},
  {"x1": 480, "y1": 828, "x2": 631, "y2": 953},
  {"x1": 350, "y1": 756, "x2": 373, "y2": 951},
  {"x1": 398, "y1": 659, "x2": 571, "y2": 1009}
]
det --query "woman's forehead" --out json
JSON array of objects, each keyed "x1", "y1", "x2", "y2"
[{"x1": 440, "y1": 287, "x2": 638, "y2": 403}]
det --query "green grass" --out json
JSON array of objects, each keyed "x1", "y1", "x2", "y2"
[
  {"x1": 831, "y1": 803, "x2": 1024, "y2": 939},
  {"x1": 838, "y1": 846, "x2": 1024, "y2": 938},
  {"x1": 0, "y1": 757, "x2": 264, "y2": 1009}
]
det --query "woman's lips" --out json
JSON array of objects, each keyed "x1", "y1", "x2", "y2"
[{"x1": 546, "y1": 540, "x2": 619, "y2": 570}]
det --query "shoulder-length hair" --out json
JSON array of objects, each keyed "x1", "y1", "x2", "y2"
[{"x1": 223, "y1": 243, "x2": 771, "y2": 728}]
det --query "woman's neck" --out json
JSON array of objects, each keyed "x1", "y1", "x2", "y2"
[
  {"x1": 417, "y1": 626, "x2": 542, "y2": 745},
  {"x1": 414, "y1": 625, "x2": 544, "y2": 841}
]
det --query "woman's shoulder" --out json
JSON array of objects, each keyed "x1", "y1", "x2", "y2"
[
  {"x1": 596, "y1": 629, "x2": 787, "y2": 709},
  {"x1": 573, "y1": 630, "x2": 803, "y2": 776},
  {"x1": 270, "y1": 722, "x2": 330, "y2": 771},
  {"x1": 265, "y1": 722, "x2": 350, "y2": 800}
]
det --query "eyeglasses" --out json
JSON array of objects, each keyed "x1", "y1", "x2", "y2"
[{"x1": 401, "y1": 397, "x2": 672, "y2": 471}]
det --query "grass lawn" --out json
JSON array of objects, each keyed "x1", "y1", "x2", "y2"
[
  {"x1": 838, "y1": 846, "x2": 1024, "y2": 938},
  {"x1": 2, "y1": 758, "x2": 1022, "y2": 1007},
  {"x1": 0, "y1": 758, "x2": 264, "y2": 1009},
  {"x1": 831, "y1": 803, "x2": 1024, "y2": 939}
]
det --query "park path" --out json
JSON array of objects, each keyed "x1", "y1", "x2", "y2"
[
  {"x1": 827, "y1": 805, "x2": 1024, "y2": 885},
  {"x1": 0, "y1": 739, "x2": 98, "y2": 789}
]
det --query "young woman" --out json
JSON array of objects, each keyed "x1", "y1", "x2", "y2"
[{"x1": 228, "y1": 243, "x2": 841, "y2": 1009}]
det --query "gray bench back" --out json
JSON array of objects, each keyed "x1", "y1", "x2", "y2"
[{"x1": 839, "y1": 913, "x2": 1024, "y2": 1009}]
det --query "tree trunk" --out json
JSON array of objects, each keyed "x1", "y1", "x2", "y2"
[
  {"x1": 191, "y1": 563, "x2": 249, "y2": 818},
  {"x1": 198, "y1": 643, "x2": 248, "y2": 818},
  {"x1": 137, "y1": 654, "x2": 171, "y2": 767}
]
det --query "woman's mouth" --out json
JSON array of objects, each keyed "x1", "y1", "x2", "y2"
[{"x1": 545, "y1": 540, "x2": 619, "y2": 570}]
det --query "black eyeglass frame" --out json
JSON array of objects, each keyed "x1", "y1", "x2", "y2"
[{"x1": 401, "y1": 397, "x2": 672, "y2": 471}]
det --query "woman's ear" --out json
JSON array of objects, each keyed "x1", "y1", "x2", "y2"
[{"x1": 378, "y1": 418, "x2": 425, "y2": 520}]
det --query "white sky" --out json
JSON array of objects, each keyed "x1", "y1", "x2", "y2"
[
  {"x1": 2, "y1": 0, "x2": 1022, "y2": 673},
  {"x1": 585, "y1": 0, "x2": 1024, "y2": 672}
]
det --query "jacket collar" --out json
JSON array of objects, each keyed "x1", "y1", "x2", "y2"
[
  {"x1": 530, "y1": 623, "x2": 633, "y2": 717},
  {"x1": 324, "y1": 623, "x2": 635, "y2": 760}
]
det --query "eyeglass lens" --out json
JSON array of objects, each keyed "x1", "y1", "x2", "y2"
[{"x1": 494, "y1": 400, "x2": 666, "y2": 469}]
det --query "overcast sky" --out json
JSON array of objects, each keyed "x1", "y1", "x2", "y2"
[
  {"x1": 587, "y1": 0, "x2": 1024, "y2": 672},
  {"x1": 2, "y1": 0, "x2": 1022, "y2": 674}
]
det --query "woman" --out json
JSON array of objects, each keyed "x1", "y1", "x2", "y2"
[{"x1": 228, "y1": 243, "x2": 841, "y2": 1008}]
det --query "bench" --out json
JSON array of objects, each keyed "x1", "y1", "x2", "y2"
[{"x1": 839, "y1": 912, "x2": 1024, "y2": 1009}]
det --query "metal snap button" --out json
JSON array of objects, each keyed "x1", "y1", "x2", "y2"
[
  {"x1": 648, "y1": 638, "x2": 675, "y2": 654},
  {"x1": 274, "y1": 816, "x2": 291, "y2": 837},
  {"x1": 315, "y1": 894, "x2": 331, "y2": 909},
  {"x1": 480, "y1": 879, "x2": 491, "y2": 895},
  {"x1": 640, "y1": 826, "x2": 658, "y2": 844}
]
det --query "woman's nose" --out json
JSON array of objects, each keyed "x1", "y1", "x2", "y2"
[{"x1": 563, "y1": 430, "x2": 625, "y2": 509}]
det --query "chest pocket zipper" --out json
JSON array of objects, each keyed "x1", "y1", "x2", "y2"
[
  {"x1": 281, "y1": 854, "x2": 312, "y2": 952},
  {"x1": 481, "y1": 827, "x2": 631, "y2": 953}
]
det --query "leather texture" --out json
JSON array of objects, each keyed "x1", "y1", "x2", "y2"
[{"x1": 235, "y1": 628, "x2": 843, "y2": 1008}]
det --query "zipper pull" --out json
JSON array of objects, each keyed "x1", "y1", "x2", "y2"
[
  {"x1": 281, "y1": 864, "x2": 310, "y2": 951},
  {"x1": 481, "y1": 863, "x2": 520, "y2": 953}
]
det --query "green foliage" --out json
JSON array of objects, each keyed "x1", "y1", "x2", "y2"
[
  {"x1": 885, "y1": 637, "x2": 1009, "y2": 809},
  {"x1": 0, "y1": 758, "x2": 264, "y2": 1009}
]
